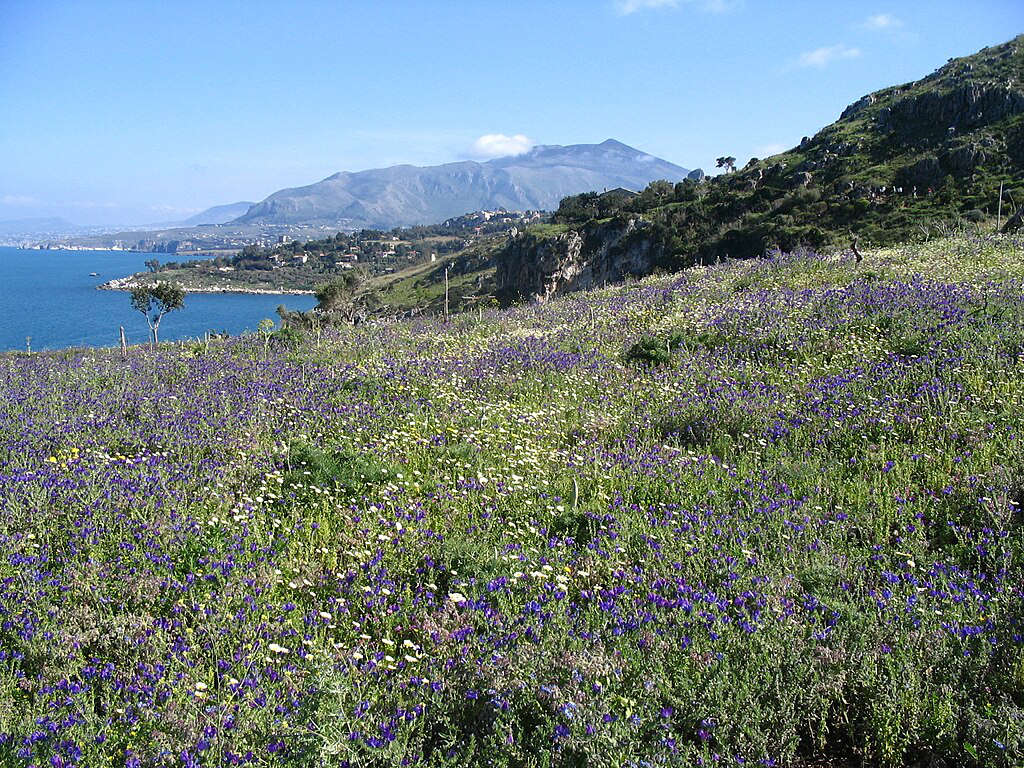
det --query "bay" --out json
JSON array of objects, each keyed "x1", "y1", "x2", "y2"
[{"x1": 0, "y1": 247, "x2": 317, "y2": 351}]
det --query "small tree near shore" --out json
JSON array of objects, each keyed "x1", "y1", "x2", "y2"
[
  {"x1": 130, "y1": 282, "x2": 185, "y2": 347},
  {"x1": 314, "y1": 270, "x2": 366, "y2": 323}
]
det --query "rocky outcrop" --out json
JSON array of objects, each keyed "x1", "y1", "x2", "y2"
[
  {"x1": 894, "y1": 135, "x2": 999, "y2": 187},
  {"x1": 788, "y1": 171, "x2": 814, "y2": 189},
  {"x1": 1002, "y1": 206, "x2": 1024, "y2": 234},
  {"x1": 944, "y1": 141, "x2": 989, "y2": 174},
  {"x1": 496, "y1": 218, "x2": 665, "y2": 302},
  {"x1": 839, "y1": 93, "x2": 876, "y2": 120},
  {"x1": 895, "y1": 155, "x2": 943, "y2": 188},
  {"x1": 876, "y1": 81, "x2": 1024, "y2": 138},
  {"x1": 497, "y1": 230, "x2": 585, "y2": 303}
]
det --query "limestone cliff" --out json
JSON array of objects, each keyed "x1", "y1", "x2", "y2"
[{"x1": 496, "y1": 218, "x2": 666, "y2": 302}]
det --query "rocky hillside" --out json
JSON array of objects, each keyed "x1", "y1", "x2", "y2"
[
  {"x1": 497, "y1": 36, "x2": 1024, "y2": 301},
  {"x1": 498, "y1": 215, "x2": 669, "y2": 302},
  {"x1": 233, "y1": 140, "x2": 690, "y2": 229}
]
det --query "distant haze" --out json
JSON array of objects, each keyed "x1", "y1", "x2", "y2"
[{"x1": 0, "y1": 217, "x2": 82, "y2": 237}]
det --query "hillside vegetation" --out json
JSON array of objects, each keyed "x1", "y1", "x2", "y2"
[
  {"x1": 2, "y1": 235, "x2": 1022, "y2": 766},
  {"x1": 496, "y1": 37, "x2": 1024, "y2": 301}
]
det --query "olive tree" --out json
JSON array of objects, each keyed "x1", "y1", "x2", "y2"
[{"x1": 130, "y1": 282, "x2": 185, "y2": 347}]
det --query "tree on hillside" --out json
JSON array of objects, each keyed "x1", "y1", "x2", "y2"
[
  {"x1": 144, "y1": 258, "x2": 161, "y2": 273},
  {"x1": 314, "y1": 270, "x2": 367, "y2": 323},
  {"x1": 716, "y1": 156, "x2": 737, "y2": 173},
  {"x1": 130, "y1": 282, "x2": 186, "y2": 347},
  {"x1": 636, "y1": 180, "x2": 676, "y2": 209}
]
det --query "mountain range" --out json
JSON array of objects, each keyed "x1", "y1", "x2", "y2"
[{"x1": 231, "y1": 140, "x2": 692, "y2": 229}]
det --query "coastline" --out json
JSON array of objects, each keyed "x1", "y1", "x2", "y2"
[{"x1": 97, "y1": 275, "x2": 315, "y2": 296}]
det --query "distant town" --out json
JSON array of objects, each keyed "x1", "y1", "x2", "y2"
[
  {"x1": 3, "y1": 209, "x2": 547, "y2": 263},
  {"x1": 93, "y1": 208, "x2": 543, "y2": 298},
  {"x1": 3, "y1": 223, "x2": 336, "y2": 256}
]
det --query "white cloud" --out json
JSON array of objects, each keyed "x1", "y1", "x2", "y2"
[
  {"x1": 468, "y1": 133, "x2": 534, "y2": 159},
  {"x1": 616, "y1": 0, "x2": 677, "y2": 13},
  {"x1": 69, "y1": 200, "x2": 120, "y2": 209},
  {"x1": 863, "y1": 13, "x2": 902, "y2": 29},
  {"x1": 701, "y1": 0, "x2": 738, "y2": 11},
  {"x1": 615, "y1": 0, "x2": 734, "y2": 15},
  {"x1": 798, "y1": 44, "x2": 861, "y2": 69}
]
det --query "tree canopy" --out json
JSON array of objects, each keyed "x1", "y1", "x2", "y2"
[
  {"x1": 715, "y1": 156, "x2": 737, "y2": 173},
  {"x1": 130, "y1": 282, "x2": 186, "y2": 346}
]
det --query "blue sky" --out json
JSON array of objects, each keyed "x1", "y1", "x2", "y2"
[{"x1": 1, "y1": 0, "x2": 1021, "y2": 226}]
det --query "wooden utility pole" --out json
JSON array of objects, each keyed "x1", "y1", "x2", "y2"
[
  {"x1": 119, "y1": 326, "x2": 127, "y2": 359},
  {"x1": 850, "y1": 235, "x2": 863, "y2": 264},
  {"x1": 998, "y1": 181, "x2": 1004, "y2": 231},
  {"x1": 444, "y1": 265, "x2": 450, "y2": 320}
]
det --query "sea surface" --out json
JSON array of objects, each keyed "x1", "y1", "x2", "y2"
[{"x1": 0, "y1": 247, "x2": 317, "y2": 351}]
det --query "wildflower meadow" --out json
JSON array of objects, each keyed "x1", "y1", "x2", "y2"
[{"x1": 1, "y1": 236, "x2": 1022, "y2": 767}]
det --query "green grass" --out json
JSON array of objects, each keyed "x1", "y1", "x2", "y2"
[{"x1": 523, "y1": 222, "x2": 573, "y2": 239}]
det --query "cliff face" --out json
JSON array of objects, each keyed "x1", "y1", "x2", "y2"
[
  {"x1": 496, "y1": 218, "x2": 665, "y2": 302},
  {"x1": 876, "y1": 82, "x2": 1024, "y2": 136}
]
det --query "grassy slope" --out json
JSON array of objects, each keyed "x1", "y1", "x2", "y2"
[
  {"x1": 1, "y1": 235, "x2": 1022, "y2": 766},
  {"x1": 365, "y1": 236, "x2": 503, "y2": 315}
]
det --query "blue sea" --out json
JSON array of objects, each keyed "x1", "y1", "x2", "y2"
[{"x1": 0, "y1": 247, "x2": 317, "y2": 351}]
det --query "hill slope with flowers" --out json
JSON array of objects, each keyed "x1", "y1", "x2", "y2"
[{"x1": 1, "y1": 235, "x2": 1023, "y2": 766}]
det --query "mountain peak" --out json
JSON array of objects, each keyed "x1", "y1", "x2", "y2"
[{"x1": 234, "y1": 141, "x2": 690, "y2": 229}]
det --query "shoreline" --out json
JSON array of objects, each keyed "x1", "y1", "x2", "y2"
[{"x1": 97, "y1": 276, "x2": 315, "y2": 296}]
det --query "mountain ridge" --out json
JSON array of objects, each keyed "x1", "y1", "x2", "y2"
[
  {"x1": 181, "y1": 202, "x2": 256, "y2": 227},
  {"x1": 233, "y1": 140, "x2": 691, "y2": 229}
]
